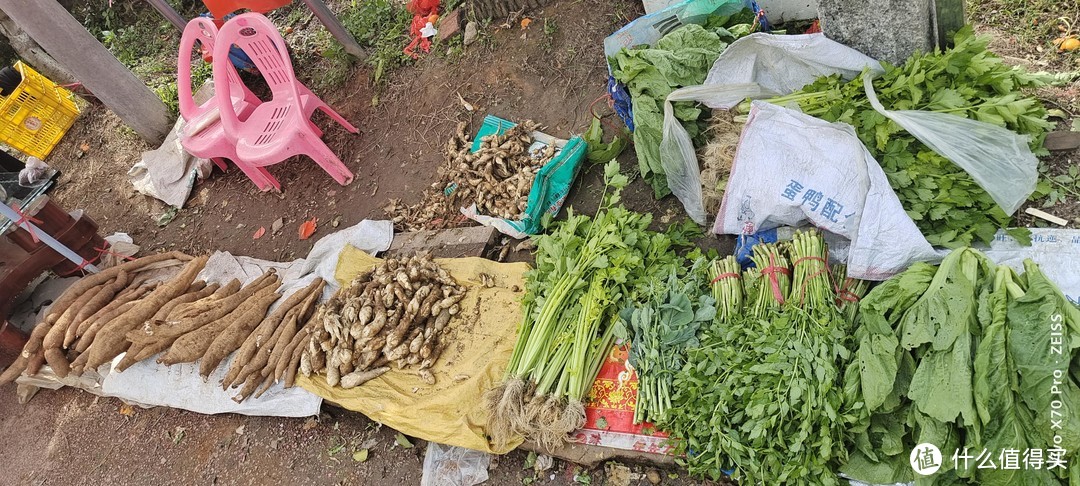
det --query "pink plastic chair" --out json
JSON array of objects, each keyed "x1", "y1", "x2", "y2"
[
  {"x1": 177, "y1": 17, "x2": 278, "y2": 190},
  {"x1": 214, "y1": 13, "x2": 358, "y2": 188}
]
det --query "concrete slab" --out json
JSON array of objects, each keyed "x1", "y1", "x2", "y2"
[
  {"x1": 818, "y1": 0, "x2": 934, "y2": 64},
  {"x1": 386, "y1": 225, "x2": 498, "y2": 258}
]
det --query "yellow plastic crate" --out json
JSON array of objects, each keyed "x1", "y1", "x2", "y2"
[{"x1": 0, "y1": 61, "x2": 80, "y2": 159}]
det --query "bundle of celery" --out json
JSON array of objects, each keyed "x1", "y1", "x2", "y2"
[
  {"x1": 485, "y1": 161, "x2": 688, "y2": 451},
  {"x1": 616, "y1": 256, "x2": 715, "y2": 425},
  {"x1": 663, "y1": 230, "x2": 871, "y2": 484}
]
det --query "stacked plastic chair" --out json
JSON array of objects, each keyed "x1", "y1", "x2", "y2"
[{"x1": 177, "y1": 13, "x2": 357, "y2": 191}]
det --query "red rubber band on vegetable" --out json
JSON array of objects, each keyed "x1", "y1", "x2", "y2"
[
  {"x1": 761, "y1": 254, "x2": 789, "y2": 304},
  {"x1": 792, "y1": 256, "x2": 826, "y2": 266},
  {"x1": 836, "y1": 289, "x2": 860, "y2": 303},
  {"x1": 710, "y1": 272, "x2": 741, "y2": 284}
]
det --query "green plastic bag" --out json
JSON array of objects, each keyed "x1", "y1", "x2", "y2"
[{"x1": 460, "y1": 115, "x2": 587, "y2": 238}]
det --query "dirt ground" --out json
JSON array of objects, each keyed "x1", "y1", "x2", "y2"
[{"x1": 0, "y1": 385, "x2": 706, "y2": 486}]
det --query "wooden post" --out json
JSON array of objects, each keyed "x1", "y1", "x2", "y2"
[
  {"x1": 145, "y1": 0, "x2": 187, "y2": 31},
  {"x1": 300, "y1": 0, "x2": 367, "y2": 60},
  {"x1": 934, "y1": 0, "x2": 965, "y2": 49},
  {"x1": 0, "y1": 1, "x2": 172, "y2": 143}
]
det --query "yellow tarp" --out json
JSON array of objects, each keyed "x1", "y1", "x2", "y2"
[{"x1": 297, "y1": 245, "x2": 527, "y2": 453}]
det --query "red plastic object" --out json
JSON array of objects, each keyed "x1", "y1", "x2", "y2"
[
  {"x1": 7, "y1": 203, "x2": 106, "y2": 277},
  {"x1": 407, "y1": 0, "x2": 439, "y2": 16},
  {"x1": 201, "y1": 0, "x2": 292, "y2": 19}
]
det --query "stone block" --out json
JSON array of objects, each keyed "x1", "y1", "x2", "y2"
[{"x1": 818, "y1": 0, "x2": 934, "y2": 64}]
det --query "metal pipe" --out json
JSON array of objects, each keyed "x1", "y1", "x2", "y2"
[
  {"x1": 300, "y1": 0, "x2": 367, "y2": 60},
  {"x1": 0, "y1": 203, "x2": 100, "y2": 273},
  {"x1": 145, "y1": 0, "x2": 187, "y2": 31}
]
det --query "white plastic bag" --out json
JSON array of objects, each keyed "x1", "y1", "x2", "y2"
[
  {"x1": 861, "y1": 74, "x2": 1037, "y2": 215},
  {"x1": 660, "y1": 33, "x2": 882, "y2": 223},
  {"x1": 661, "y1": 32, "x2": 1040, "y2": 224},
  {"x1": 984, "y1": 228, "x2": 1080, "y2": 303},
  {"x1": 715, "y1": 101, "x2": 941, "y2": 280},
  {"x1": 19, "y1": 156, "x2": 49, "y2": 185},
  {"x1": 420, "y1": 442, "x2": 491, "y2": 486}
]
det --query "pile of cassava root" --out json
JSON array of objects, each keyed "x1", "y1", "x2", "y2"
[
  {"x1": 384, "y1": 120, "x2": 555, "y2": 230},
  {"x1": 0, "y1": 252, "x2": 327, "y2": 403},
  {"x1": 301, "y1": 253, "x2": 465, "y2": 388}
]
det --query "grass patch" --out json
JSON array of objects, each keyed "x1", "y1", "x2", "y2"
[
  {"x1": 967, "y1": 0, "x2": 1080, "y2": 70},
  {"x1": 74, "y1": 0, "x2": 209, "y2": 116}
]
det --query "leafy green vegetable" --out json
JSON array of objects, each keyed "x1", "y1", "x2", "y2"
[
  {"x1": 616, "y1": 257, "x2": 715, "y2": 425},
  {"x1": 663, "y1": 231, "x2": 869, "y2": 484},
  {"x1": 489, "y1": 160, "x2": 693, "y2": 450},
  {"x1": 766, "y1": 27, "x2": 1054, "y2": 247},
  {"x1": 611, "y1": 17, "x2": 755, "y2": 198},
  {"x1": 845, "y1": 250, "x2": 1080, "y2": 485},
  {"x1": 582, "y1": 117, "x2": 629, "y2": 164}
]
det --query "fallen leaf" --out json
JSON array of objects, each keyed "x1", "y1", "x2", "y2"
[
  {"x1": 353, "y1": 449, "x2": 369, "y2": 462},
  {"x1": 235, "y1": 425, "x2": 246, "y2": 435},
  {"x1": 457, "y1": 93, "x2": 475, "y2": 112},
  {"x1": 252, "y1": 227, "x2": 266, "y2": 239},
  {"x1": 331, "y1": 216, "x2": 342, "y2": 228},
  {"x1": 298, "y1": 217, "x2": 317, "y2": 240},
  {"x1": 520, "y1": 18, "x2": 532, "y2": 29},
  {"x1": 118, "y1": 403, "x2": 135, "y2": 416},
  {"x1": 394, "y1": 432, "x2": 413, "y2": 449},
  {"x1": 1072, "y1": 119, "x2": 1080, "y2": 132},
  {"x1": 79, "y1": 141, "x2": 90, "y2": 152},
  {"x1": 302, "y1": 418, "x2": 318, "y2": 431},
  {"x1": 535, "y1": 454, "x2": 553, "y2": 472},
  {"x1": 157, "y1": 206, "x2": 179, "y2": 227},
  {"x1": 173, "y1": 426, "x2": 186, "y2": 445},
  {"x1": 1048, "y1": 109, "x2": 1068, "y2": 119},
  {"x1": 271, "y1": 217, "x2": 284, "y2": 234}
]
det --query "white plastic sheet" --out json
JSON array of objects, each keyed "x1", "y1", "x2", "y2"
[
  {"x1": 128, "y1": 114, "x2": 213, "y2": 208},
  {"x1": 101, "y1": 353, "x2": 320, "y2": 417},
  {"x1": 985, "y1": 229, "x2": 1080, "y2": 303},
  {"x1": 714, "y1": 101, "x2": 941, "y2": 280},
  {"x1": 420, "y1": 442, "x2": 491, "y2": 486},
  {"x1": 660, "y1": 33, "x2": 882, "y2": 223}
]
